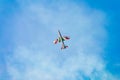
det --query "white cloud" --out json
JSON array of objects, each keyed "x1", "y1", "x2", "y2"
[{"x1": 6, "y1": 0, "x2": 119, "y2": 80}]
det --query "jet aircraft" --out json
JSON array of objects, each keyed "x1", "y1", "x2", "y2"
[{"x1": 53, "y1": 30, "x2": 70, "y2": 49}]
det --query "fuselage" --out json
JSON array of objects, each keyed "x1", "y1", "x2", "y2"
[{"x1": 58, "y1": 30, "x2": 66, "y2": 49}]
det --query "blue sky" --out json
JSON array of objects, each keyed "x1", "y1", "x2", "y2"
[{"x1": 0, "y1": 0, "x2": 120, "y2": 80}]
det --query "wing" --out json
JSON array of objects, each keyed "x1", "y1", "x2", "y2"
[
  {"x1": 53, "y1": 37, "x2": 64, "y2": 44},
  {"x1": 63, "y1": 36, "x2": 70, "y2": 40},
  {"x1": 53, "y1": 39, "x2": 58, "y2": 44}
]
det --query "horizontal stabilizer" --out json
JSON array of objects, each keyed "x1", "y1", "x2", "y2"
[{"x1": 61, "y1": 46, "x2": 68, "y2": 49}]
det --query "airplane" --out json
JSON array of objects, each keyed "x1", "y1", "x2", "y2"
[{"x1": 53, "y1": 30, "x2": 70, "y2": 49}]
